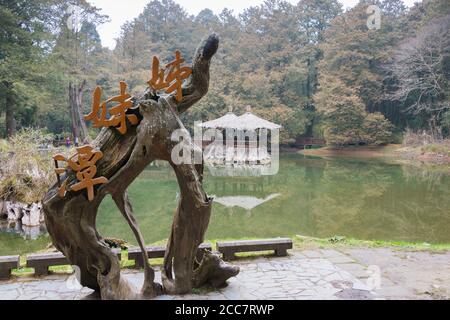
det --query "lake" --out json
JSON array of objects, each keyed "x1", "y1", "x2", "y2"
[{"x1": 1, "y1": 154, "x2": 450, "y2": 256}]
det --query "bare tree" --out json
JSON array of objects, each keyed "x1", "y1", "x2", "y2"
[{"x1": 386, "y1": 15, "x2": 450, "y2": 120}]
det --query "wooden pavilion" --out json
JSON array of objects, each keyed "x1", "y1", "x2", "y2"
[{"x1": 197, "y1": 106, "x2": 281, "y2": 165}]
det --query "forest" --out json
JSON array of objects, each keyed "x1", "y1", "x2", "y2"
[{"x1": 0, "y1": 0, "x2": 449, "y2": 145}]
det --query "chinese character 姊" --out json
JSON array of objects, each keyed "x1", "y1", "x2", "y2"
[
  {"x1": 53, "y1": 145, "x2": 108, "y2": 202},
  {"x1": 85, "y1": 81, "x2": 139, "y2": 135},
  {"x1": 148, "y1": 50, "x2": 192, "y2": 102}
]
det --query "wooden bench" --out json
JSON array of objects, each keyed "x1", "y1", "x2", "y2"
[
  {"x1": 128, "y1": 243, "x2": 212, "y2": 268},
  {"x1": 0, "y1": 255, "x2": 20, "y2": 280},
  {"x1": 26, "y1": 250, "x2": 121, "y2": 276},
  {"x1": 217, "y1": 238, "x2": 293, "y2": 260}
]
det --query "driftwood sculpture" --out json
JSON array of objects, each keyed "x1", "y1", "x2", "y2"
[{"x1": 42, "y1": 34, "x2": 239, "y2": 300}]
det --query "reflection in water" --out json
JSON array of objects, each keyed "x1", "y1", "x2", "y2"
[
  {"x1": 0, "y1": 221, "x2": 47, "y2": 240},
  {"x1": 213, "y1": 193, "x2": 281, "y2": 216},
  {"x1": 206, "y1": 163, "x2": 274, "y2": 177},
  {"x1": 204, "y1": 156, "x2": 450, "y2": 243},
  {"x1": 1, "y1": 154, "x2": 450, "y2": 256},
  {"x1": 0, "y1": 220, "x2": 50, "y2": 256}
]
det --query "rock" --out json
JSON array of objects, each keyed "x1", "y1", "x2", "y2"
[
  {"x1": 22, "y1": 203, "x2": 42, "y2": 227},
  {"x1": 7, "y1": 220, "x2": 22, "y2": 233},
  {"x1": 2, "y1": 201, "x2": 44, "y2": 226},
  {"x1": 6, "y1": 201, "x2": 23, "y2": 221},
  {"x1": 0, "y1": 201, "x2": 7, "y2": 219},
  {"x1": 2, "y1": 201, "x2": 45, "y2": 224},
  {"x1": 39, "y1": 203, "x2": 45, "y2": 223},
  {"x1": 22, "y1": 226, "x2": 41, "y2": 240}
]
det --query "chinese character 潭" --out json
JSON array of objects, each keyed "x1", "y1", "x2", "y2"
[
  {"x1": 85, "y1": 81, "x2": 139, "y2": 135},
  {"x1": 148, "y1": 50, "x2": 192, "y2": 102},
  {"x1": 53, "y1": 145, "x2": 108, "y2": 202}
]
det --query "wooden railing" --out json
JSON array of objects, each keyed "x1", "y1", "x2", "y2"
[{"x1": 295, "y1": 137, "x2": 325, "y2": 147}]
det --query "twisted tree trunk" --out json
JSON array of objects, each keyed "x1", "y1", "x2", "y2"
[{"x1": 42, "y1": 34, "x2": 239, "y2": 300}]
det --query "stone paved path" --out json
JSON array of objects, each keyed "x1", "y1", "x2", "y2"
[{"x1": 0, "y1": 248, "x2": 448, "y2": 300}]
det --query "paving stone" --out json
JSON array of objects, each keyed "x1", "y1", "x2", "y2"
[
  {"x1": 295, "y1": 289, "x2": 316, "y2": 296},
  {"x1": 337, "y1": 263, "x2": 367, "y2": 273},
  {"x1": 0, "y1": 289, "x2": 19, "y2": 300},
  {"x1": 0, "y1": 248, "x2": 433, "y2": 300},
  {"x1": 155, "y1": 295, "x2": 174, "y2": 300},
  {"x1": 290, "y1": 253, "x2": 307, "y2": 260},
  {"x1": 328, "y1": 256, "x2": 357, "y2": 264},
  {"x1": 314, "y1": 286, "x2": 343, "y2": 297},
  {"x1": 302, "y1": 250, "x2": 323, "y2": 258},
  {"x1": 377, "y1": 285, "x2": 412, "y2": 298},
  {"x1": 222, "y1": 287, "x2": 242, "y2": 300},
  {"x1": 0, "y1": 283, "x2": 21, "y2": 291},
  {"x1": 17, "y1": 293, "x2": 41, "y2": 300},
  {"x1": 206, "y1": 293, "x2": 228, "y2": 300},
  {"x1": 324, "y1": 272, "x2": 345, "y2": 282},
  {"x1": 38, "y1": 291, "x2": 62, "y2": 300},
  {"x1": 335, "y1": 288, "x2": 375, "y2": 300},
  {"x1": 261, "y1": 280, "x2": 281, "y2": 289},
  {"x1": 350, "y1": 280, "x2": 372, "y2": 291}
]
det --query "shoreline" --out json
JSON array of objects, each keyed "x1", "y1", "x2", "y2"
[
  {"x1": 298, "y1": 144, "x2": 450, "y2": 166},
  {"x1": 298, "y1": 145, "x2": 399, "y2": 158}
]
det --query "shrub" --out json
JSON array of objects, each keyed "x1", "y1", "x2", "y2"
[
  {"x1": 361, "y1": 112, "x2": 394, "y2": 145},
  {"x1": 403, "y1": 128, "x2": 441, "y2": 147},
  {"x1": 0, "y1": 129, "x2": 64, "y2": 203}
]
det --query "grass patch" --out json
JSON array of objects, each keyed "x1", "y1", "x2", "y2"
[
  {"x1": 293, "y1": 234, "x2": 450, "y2": 251},
  {"x1": 421, "y1": 143, "x2": 450, "y2": 155}
]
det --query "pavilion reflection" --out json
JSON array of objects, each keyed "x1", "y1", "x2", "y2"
[{"x1": 211, "y1": 193, "x2": 281, "y2": 217}]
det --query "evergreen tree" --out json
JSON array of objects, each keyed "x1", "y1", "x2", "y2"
[{"x1": 0, "y1": 0, "x2": 55, "y2": 137}]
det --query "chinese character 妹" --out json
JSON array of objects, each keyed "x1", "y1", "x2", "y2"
[{"x1": 85, "y1": 81, "x2": 139, "y2": 135}]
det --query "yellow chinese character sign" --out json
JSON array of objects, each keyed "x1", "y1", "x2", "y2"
[
  {"x1": 85, "y1": 81, "x2": 139, "y2": 135},
  {"x1": 148, "y1": 50, "x2": 192, "y2": 102},
  {"x1": 53, "y1": 146, "x2": 108, "y2": 202}
]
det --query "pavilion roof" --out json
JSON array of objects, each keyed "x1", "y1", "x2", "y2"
[
  {"x1": 197, "y1": 112, "x2": 239, "y2": 129},
  {"x1": 197, "y1": 106, "x2": 281, "y2": 131},
  {"x1": 234, "y1": 112, "x2": 282, "y2": 130}
]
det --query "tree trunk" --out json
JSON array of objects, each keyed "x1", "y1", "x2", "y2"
[
  {"x1": 76, "y1": 80, "x2": 89, "y2": 141},
  {"x1": 68, "y1": 83, "x2": 80, "y2": 142},
  {"x1": 4, "y1": 82, "x2": 16, "y2": 138},
  {"x1": 43, "y1": 34, "x2": 238, "y2": 300},
  {"x1": 69, "y1": 80, "x2": 89, "y2": 142}
]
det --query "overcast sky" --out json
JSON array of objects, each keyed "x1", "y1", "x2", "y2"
[{"x1": 87, "y1": 0, "x2": 420, "y2": 49}]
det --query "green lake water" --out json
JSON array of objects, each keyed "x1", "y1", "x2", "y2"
[{"x1": 1, "y1": 154, "x2": 450, "y2": 256}]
